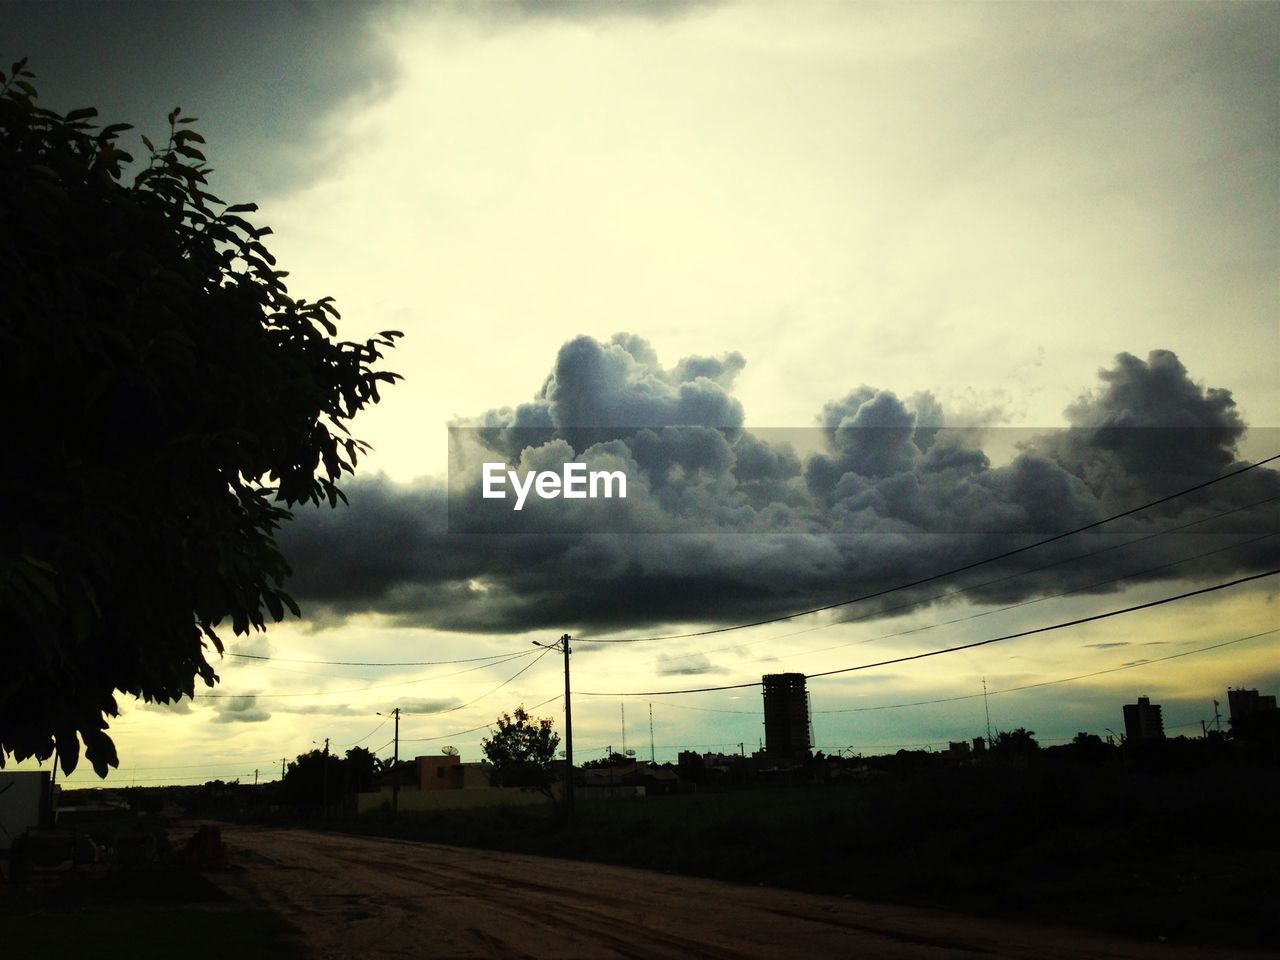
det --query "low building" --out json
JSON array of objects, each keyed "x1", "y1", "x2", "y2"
[{"x1": 356, "y1": 754, "x2": 555, "y2": 814}]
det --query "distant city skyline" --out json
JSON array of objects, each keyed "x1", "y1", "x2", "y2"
[{"x1": 4, "y1": 0, "x2": 1277, "y2": 785}]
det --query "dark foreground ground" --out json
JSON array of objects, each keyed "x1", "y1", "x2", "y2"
[
  {"x1": 18, "y1": 753, "x2": 1274, "y2": 957},
  {"x1": 328, "y1": 762, "x2": 1279, "y2": 952},
  {"x1": 204, "y1": 822, "x2": 1269, "y2": 960},
  {"x1": 1, "y1": 861, "x2": 300, "y2": 960}
]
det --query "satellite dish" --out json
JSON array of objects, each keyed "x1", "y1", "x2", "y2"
[
  {"x1": 624, "y1": 749, "x2": 636, "y2": 757},
  {"x1": 441, "y1": 745, "x2": 459, "y2": 757}
]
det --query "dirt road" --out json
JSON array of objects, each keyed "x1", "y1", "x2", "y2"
[{"x1": 204, "y1": 824, "x2": 1261, "y2": 959}]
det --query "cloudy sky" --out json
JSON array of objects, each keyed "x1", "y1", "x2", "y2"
[{"x1": 5, "y1": 0, "x2": 1278, "y2": 786}]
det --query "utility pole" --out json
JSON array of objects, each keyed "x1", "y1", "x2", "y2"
[
  {"x1": 322, "y1": 737, "x2": 330, "y2": 818},
  {"x1": 254, "y1": 769, "x2": 259, "y2": 787},
  {"x1": 563, "y1": 635, "x2": 574, "y2": 819},
  {"x1": 378, "y1": 708, "x2": 403, "y2": 816},
  {"x1": 281, "y1": 758, "x2": 286, "y2": 781},
  {"x1": 621, "y1": 703, "x2": 627, "y2": 759},
  {"x1": 534, "y1": 634, "x2": 575, "y2": 820},
  {"x1": 46, "y1": 747, "x2": 59, "y2": 828},
  {"x1": 392, "y1": 707, "x2": 401, "y2": 817}
]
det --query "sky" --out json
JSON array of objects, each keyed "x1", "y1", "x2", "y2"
[{"x1": 3, "y1": 0, "x2": 1278, "y2": 787}]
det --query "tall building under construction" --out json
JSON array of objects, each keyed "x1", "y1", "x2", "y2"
[{"x1": 762, "y1": 673, "x2": 811, "y2": 762}]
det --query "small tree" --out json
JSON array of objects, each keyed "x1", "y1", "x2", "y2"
[
  {"x1": 990, "y1": 727, "x2": 1040, "y2": 762},
  {"x1": 0, "y1": 61, "x2": 401, "y2": 776},
  {"x1": 1065, "y1": 731, "x2": 1111, "y2": 764},
  {"x1": 481, "y1": 705, "x2": 560, "y2": 800},
  {"x1": 344, "y1": 746, "x2": 380, "y2": 794},
  {"x1": 281, "y1": 749, "x2": 344, "y2": 812}
]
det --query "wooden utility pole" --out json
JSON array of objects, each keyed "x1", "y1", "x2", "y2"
[
  {"x1": 533, "y1": 634, "x2": 574, "y2": 820},
  {"x1": 46, "y1": 747, "x2": 59, "y2": 828},
  {"x1": 321, "y1": 737, "x2": 330, "y2": 817},
  {"x1": 983, "y1": 677, "x2": 993, "y2": 745},
  {"x1": 562, "y1": 634, "x2": 574, "y2": 820},
  {"x1": 392, "y1": 707, "x2": 401, "y2": 817}
]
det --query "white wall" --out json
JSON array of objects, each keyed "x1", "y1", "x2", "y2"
[{"x1": 0, "y1": 771, "x2": 49, "y2": 850}]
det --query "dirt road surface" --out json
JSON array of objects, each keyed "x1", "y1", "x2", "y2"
[{"x1": 204, "y1": 824, "x2": 1263, "y2": 959}]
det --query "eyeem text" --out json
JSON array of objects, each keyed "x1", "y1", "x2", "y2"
[{"x1": 482, "y1": 462, "x2": 627, "y2": 511}]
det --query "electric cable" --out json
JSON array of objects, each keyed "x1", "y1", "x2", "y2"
[
  {"x1": 578, "y1": 568, "x2": 1278, "y2": 696},
  {"x1": 577, "y1": 454, "x2": 1279, "y2": 644},
  {"x1": 195, "y1": 648, "x2": 539, "y2": 699}
]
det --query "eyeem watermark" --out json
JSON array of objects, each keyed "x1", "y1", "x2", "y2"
[{"x1": 482, "y1": 462, "x2": 627, "y2": 511}]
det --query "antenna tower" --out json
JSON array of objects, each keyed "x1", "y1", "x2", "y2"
[
  {"x1": 649, "y1": 703, "x2": 655, "y2": 763},
  {"x1": 983, "y1": 677, "x2": 993, "y2": 743}
]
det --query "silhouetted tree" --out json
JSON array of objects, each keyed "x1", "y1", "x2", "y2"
[
  {"x1": 281, "y1": 749, "x2": 344, "y2": 811},
  {"x1": 344, "y1": 746, "x2": 380, "y2": 793},
  {"x1": 0, "y1": 61, "x2": 401, "y2": 776},
  {"x1": 481, "y1": 705, "x2": 560, "y2": 800},
  {"x1": 990, "y1": 728, "x2": 1040, "y2": 762},
  {"x1": 1063, "y1": 731, "x2": 1112, "y2": 764},
  {"x1": 581, "y1": 751, "x2": 627, "y2": 769},
  {"x1": 1231, "y1": 710, "x2": 1280, "y2": 763}
]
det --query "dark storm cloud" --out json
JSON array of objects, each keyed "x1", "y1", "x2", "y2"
[
  {"x1": 400, "y1": 697, "x2": 464, "y2": 715},
  {"x1": 656, "y1": 653, "x2": 716, "y2": 676},
  {"x1": 278, "y1": 337, "x2": 1279, "y2": 635},
  {"x1": 212, "y1": 694, "x2": 271, "y2": 724},
  {"x1": 1, "y1": 0, "x2": 398, "y2": 200},
  {"x1": 139, "y1": 698, "x2": 194, "y2": 716},
  {"x1": 271, "y1": 704, "x2": 364, "y2": 717},
  {"x1": 457, "y1": 0, "x2": 724, "y2": 27}
]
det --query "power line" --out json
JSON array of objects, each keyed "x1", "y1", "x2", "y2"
[
  {"x1": 813, "y1": 627, "x2": 1280, "y2": 713},
  {"x1": 654, "y1": 623, "x2": 1278, "y2": 715},
  {"x1": 332, "y1": 717, "x2": 389, "y2": 748},
  {"x1": 579, "y1": 569, "x2": 1278, "y2": 696},
  {"x1": 651, "y1": 493, "x2": 1280, "y2": 665},
  {"x1": 57, "y1": 758, "x2": 281, "y2": 771},
  {"x1": 772, "y1": 530, "x2": 1276, "y2": 664},
  {"x1": 59, "y1": 771, "x2": 257, "y2": 785},
  {"x1": 400, "y1": 647, "x2": 555, "y2": 717},
  {"x1": 227, "y1": 649, "x2": 533, "y2": 667},
  {"x1": 805, "y1": 569, "x2": 1278, "y2": 681},
  {"x1": 577, "y1": 453, "x2": 1279, "y2": 645},
  {"x1": 400, "y1": 693, "x2": 563, "y2": 743},
  {"x1": 195, "y1": 648, "x2": 539, "y2": 699}
]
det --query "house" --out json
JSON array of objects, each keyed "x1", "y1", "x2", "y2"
[{"x1": 356, "y1": 754, "x2": 557, "y2": 814}]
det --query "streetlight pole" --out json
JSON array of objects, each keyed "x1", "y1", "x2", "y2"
[{"x1": 378, "y1": 707, "x2": 402, "y2": 817}]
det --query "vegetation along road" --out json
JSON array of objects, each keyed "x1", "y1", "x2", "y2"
[{"x1": 205, "y1": 824, "x2": 1265, "y2": 959}]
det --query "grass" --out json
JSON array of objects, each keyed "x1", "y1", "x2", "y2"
[{"x1": 328, "y1": 761, "x2": 1280, "y2": 950}]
